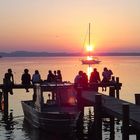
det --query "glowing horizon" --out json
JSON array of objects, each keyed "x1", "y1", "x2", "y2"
[{"x1": 0, "y1": 0, "x2": 140, "y2": 53}]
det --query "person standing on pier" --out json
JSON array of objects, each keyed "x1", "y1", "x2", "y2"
[
  {"x1": 3, "y1": 68, "x2": 14, "y2": 95},
  {"x1": 21, "y1": 69, "x2": 31, "y2": 92}
]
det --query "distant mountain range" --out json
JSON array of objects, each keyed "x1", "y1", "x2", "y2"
[
  {"x1": 1, "y1": 51, "x2": 140, "y2": 57},
  {"x1": 0, "y1": 51, "x2": 79, "y2": 57}
]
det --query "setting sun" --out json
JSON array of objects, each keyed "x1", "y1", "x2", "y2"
[{"x1": 86, "y1": 45, "x2": 94, "y2": 52}]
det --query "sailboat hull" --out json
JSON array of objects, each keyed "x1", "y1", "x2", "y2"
[{"x1": 81, "y1": 59, "x2": 101, "y2": 65}]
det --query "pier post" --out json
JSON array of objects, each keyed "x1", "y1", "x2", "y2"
[
  {"x1": 3, "y1": 88, "x2": 9, "y2": 119},
  {"x1": 110, "y1": 116, "x2": 115, "y2": 140},
  {"x1": 135, "y1": 94, "x2": 140, "y2": 105},
  {"x1": 33, "y1": 86, "x2": 37, "y2": 102},
  {"x1": 109, "y1": 86, "x2": 115, "y2": 97},
  {"x1": 116, "y1": 77, "x2": 120, "y2": 99},
  {"x1": 77, "y1": 87, "x2": 84, "y2": 113},
  {"x1": 0, "y1": 90, "x2": 2, "y2": 110},
  {"x1": 94, "y1": 94, "x2": 102, "y2": 140},
  {"x1": 122, "y1": 103, "x2": 129, "y2": 140},
  {"x1": 136, "y1": 132, "x2": 140, "y2": 140},
  {"x1": 134, "y1": 94, "x2": 140, "y2": 139},
  {"x1": 76, "y1": 87, "x2": 84, "y2": 139}
]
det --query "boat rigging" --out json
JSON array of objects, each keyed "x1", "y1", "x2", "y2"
[{"x1": 81, "y1": 23, "x2": 101, "y2": 65}]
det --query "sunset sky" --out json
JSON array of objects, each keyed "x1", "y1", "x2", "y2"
[{"x1": 0, "y1": 0, "x2": 140, "y2": 53}]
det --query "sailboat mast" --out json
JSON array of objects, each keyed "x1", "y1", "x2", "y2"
[
  {"x1": 88, "y1": 23, "x2": 91, "y2": 57},
  {"x1": 88, "y1": 23, "x2": 91, "y2": 56}
]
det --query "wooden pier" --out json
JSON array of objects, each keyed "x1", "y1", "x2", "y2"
[
  {"x1": 1, "y1": 76, "x2": 140, "y2": 139},
  {"x1": 77, "y1": 87, "x2": 140, "y2": 140}
]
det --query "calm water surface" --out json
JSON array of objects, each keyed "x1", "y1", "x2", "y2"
[{"x1": 0, "y1": 56, "x2": 140, "y2": 140}]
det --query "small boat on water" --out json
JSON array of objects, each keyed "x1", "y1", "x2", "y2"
[
  {"x1": 21, "y1": 82, "x2": 80, "y2": 133},
  {"x1": 81, "y1": 23, "x2": 101, "y2": 65}
]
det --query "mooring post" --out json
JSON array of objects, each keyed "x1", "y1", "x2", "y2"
[
  {"x1": 3, "y1": 88, "x2": 9, "y2": 119},
  {"x1": 76, "y1": 87, "x2": 84, "y2": 139},
  {"x1": 94, "y1": 94, "x2": 102, "y2": 140},
  {"x1": 136, "y1": 132, "x2": 140, "y2": 140},
  {"x1": 33, "y1": 85, "x2": 37, "y2": 102},
  {"x1": 109, "y1": 86, "x2": 115, "y2": 97},
  {"x1": 77, "y1": 87, "x2": 84, "y2": 112},
  {"x1": 122, "y1": 103, "x2": 129, "y2": 140},
  {"x1": 110, "y1": 116, "x2": 115, "y2": 140},
  {"x1": 0, "y1": 90, "x2": 2, "y2": 110},
  {"x1": 134, "y1": 93, "x2": 140, "y2": 139},
  {"x1": 135, "y1": 94, "x2": 140, "y2": 105},
  {"x1": 116, "y1": 77, "x2": 120, "y2": 99}
]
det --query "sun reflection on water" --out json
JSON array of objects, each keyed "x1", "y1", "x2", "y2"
[{"x1": 87, "y1": 66, "x2": 92, "y2": 80}]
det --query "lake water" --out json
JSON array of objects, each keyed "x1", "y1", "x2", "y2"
[{"x1": 0, "y1": 56, "x2": 140, "y2": 140}]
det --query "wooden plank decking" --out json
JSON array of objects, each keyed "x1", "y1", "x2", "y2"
[
  {"x1": 0, "y1": 84, "x2": 34, "y2": 89},
  {"x1": 81, "y1": 90, "x2": 140, "y2": 130}
]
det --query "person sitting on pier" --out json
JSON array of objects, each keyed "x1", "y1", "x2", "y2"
[
  {"x1": 89, "y1": 68, "x2": 101, "y2": 91},
  {"x1": 74, "y1": 70, "x2": 83, "y2": 89},
  {"x1": 56, "y1": 70, "x2": 62, "y2": 82},
  {"x1": 3, "y1": 68, "x2": 14, "y2": 95},
  {"x1": 108, "y1": 69, "x2": 113, "y2": 81},
  {"x1": 32, "y1": 70, "x2": 42, "y2": 85},
  {"x1": 53, "y1": 70, "x2": 57, "y2": 82},
  {"x1": 101, "y1": 67, "x2": 113, "y2": 91},
  {"x1": 81, "y1": 72, "x2": 88, "y2": 89},
  {"x1": 21, "y1": 69, "x2": 31, "y2": 92},
  {"x1": 47, "y1": 70, "x2": 55, "y2": 83}
]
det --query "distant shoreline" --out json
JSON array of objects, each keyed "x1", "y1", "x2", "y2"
[{"x1": 1, "y1": 51, "x2": 140, "y2": 57}]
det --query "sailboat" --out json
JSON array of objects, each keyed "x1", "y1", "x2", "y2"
[{"x1": 81, "y1": 23, "x2": 101, "y2": 65}]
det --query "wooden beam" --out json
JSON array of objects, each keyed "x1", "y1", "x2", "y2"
[
  {"x1": 94, "y1": 94, "x2": 102, "y2": 140},
  {"x1": 122, "y1": 103, "x2": 129, "y2": 140}
]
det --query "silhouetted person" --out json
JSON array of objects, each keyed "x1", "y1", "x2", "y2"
[
  {"x1": 32, "y1": 70, "x2": 41, "y2": 84},
  {"x1": 21, "y1": 69, "x2": 31, "y2": 92},
  {"x1": 32, "y1": 70, "x2": 41, "y2": 102},
  {"x1": 3, "y1": 68, "x2": 14, "y2": 95},
  {"x1": 110, "y1": 76, "x2": 116, "y2": 85},
  {"x1": 74, "y1": 70, "x2": 83, "y2": 89},
  {"x1": 56, "y1": 70, "x2": 62, "y2": 82},
  {"x1": 108, "y1": 69, "x2": 113, "y2": 81},
  {"x1": 81, "y1": 72, "x2": 88, "y2": 89},
  {"x1": 101, "y1": 67, "x2": 111, "y2": 91},
  {"x1": 47, "y1": 70, "x2": 54, "y2": 82},
  {"x1": 90, "y1": 68, "x2": 101, "y2": 91},
  {"x1": 53, "y1": 70, "x2": 57, "y2": 82},
  {"x1": 102, "y1": 67, "x2": 109, "y2": 83}
]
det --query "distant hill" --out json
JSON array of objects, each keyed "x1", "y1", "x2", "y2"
[
  {"x1": 0, "y1": 51, "x2": 80, "y2": 57},
  {"x1": 1, "y1": 51, "x2": 140, "y2": 57}
]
